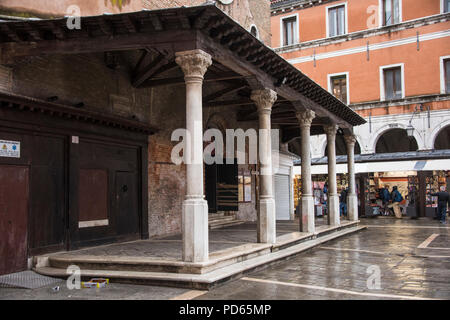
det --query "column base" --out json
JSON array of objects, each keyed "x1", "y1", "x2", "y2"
[
  {"x1": 347, "y1": 194, "x2": 358, "y2": 221},
  {"x1": 301, "y1": 195, "x2": 315, "y2": 233},
  {"x1": 258, "y1": 198, "x2": 276, "y2": 244},
  {"x1": 328, "y1": 195, "x2": 340, "y2": 226},
  {"x1": 182, "y1": 198, "x2": 209, "y2": 263}
]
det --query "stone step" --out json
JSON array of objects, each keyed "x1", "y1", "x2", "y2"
[
  {"x1": 35, "y1": 225, "x2": 366, "y2": 290},
  {"x1": 208, "y1": 215, "x2": 236, "y2": 224},
  {"x1": 45, "y1": 242, "x2": 272, "y2": 276},
  {"x1": 209, "y1": 220, "x2": 246, "y2": 230}
]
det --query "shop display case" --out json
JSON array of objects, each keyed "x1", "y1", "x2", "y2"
[
  {"x1": 407, "y1": 176, "x2": 419, "y2": 218},
  {"x1": 425, "y1": 175, "x2": 439, "y2": 217},
  {"x1": 364, "y1": 173, "x2": 378, "y2": 216}
]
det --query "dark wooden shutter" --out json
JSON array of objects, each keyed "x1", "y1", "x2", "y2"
[{"x1": 217, "y1": 160, "x2": 239, "y2": 211}]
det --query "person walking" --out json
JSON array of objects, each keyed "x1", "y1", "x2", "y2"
[
  {"x1": 389, "y1": 186, "x2": 403, "y2": 219},
  {"x1": 382, "y1": 186, "x2": 391, "y2": 215},
  {"x1": 430, "y1": 186, "x2": 450, "y2": 225}
]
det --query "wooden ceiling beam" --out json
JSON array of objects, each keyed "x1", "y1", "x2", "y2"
[
  {"x1": 203, "y1": 82, "x2": 248, "y2": 102},
  {"x1": 141, "y1": 72, "x2": 245, "y2": 88},
  {"x1": 132, "y1": 53, "x2": 176, "y2": 88}
]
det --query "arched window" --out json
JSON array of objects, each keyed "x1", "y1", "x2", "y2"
[{"x1": 250, "y1": 25, "x2": 259, "y2": 39}]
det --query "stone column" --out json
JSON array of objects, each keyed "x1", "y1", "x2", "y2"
[
  {"x1": 175, "y1": 49, "x2": 212, "y2": 262},
  {"x1": 324, "y1": 124, "x2": 340, "y2": 226},
  {"x1": 251, "y1": 89, "x2": 277, "y2": 244},
  {"x1": 296, "y1": 110, "x2": 316, "y2": 233},
  {"x1": 345, "y1": 134, "x2": 358, "y2": 221}
]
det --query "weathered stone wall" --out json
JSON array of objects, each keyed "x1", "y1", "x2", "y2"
[
  {"x1": 9, "y1": 52, "x2": 151, "y2": 123},
  {"x1": 0, "y1": 0, "x2": 142, "y2": 18}
]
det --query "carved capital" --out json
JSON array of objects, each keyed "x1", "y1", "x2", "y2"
[
  {"x1": 175, "y1": 49, "x2": 212, "y2": 79},
  {"x1": 251, "y1": 89, "x2": 277, "y2": 114},
  {"x1": 296, "y1": 109, "x2": 316, "y2": 128},
  {"x1": 324, "y1": 124, "x2": 339, "y2": 138},
  {"x1": 344, "y1": 134, "x2": 357, "y2": 147}
]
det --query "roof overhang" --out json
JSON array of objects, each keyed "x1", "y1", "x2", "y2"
[
  {"x1": 0, "y1": 4, "x2": 366, "y2": 128},
  {"x1": 0, "y1": 91, "x2": 157, "y2": 135}
]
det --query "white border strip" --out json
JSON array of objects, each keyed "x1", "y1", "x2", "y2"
[
  {"x1": 280, "y1": 13, "x2": 299, "y2": 47},
  {"x1": 327, "y1": 72, "x2": 350, "y2": 104},
  {"x1": 170, "y1": 290, "x2": 208, "y2": 300},
  {"x1": 79, "y1": 219, "x2": 109, "y2": 229},
  {"x1": 242, "y1": 277, "x2": 437, "y2": 300},
  {"x1": 379, "y1": 63, "x2": 405, "y2": 101},
  {"x1": 440, "y1": 55, "x2": 450, "y2": 94},
  {"x1": 288, "y1": 30, "x2": 450, "y2": 64},
  {"x1": 417, "y1": 234, "x2": 440, "y2": 248}
]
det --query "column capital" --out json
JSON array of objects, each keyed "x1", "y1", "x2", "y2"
[
  {"x1": 296, "y1": 109, "x2": 316, "y2": 128},
  {"x1": 251, "y1": 89, "x2": 277, "y2": 114},
  {"x1": 344, "y1": 134, "x2": 357, "y2": 147},
  {"x1": 324, "y1": 124, "x2": 339, "y2": 138},
  {"x1": 175, "y1": 49, "x2": 212, "y2": 79}
]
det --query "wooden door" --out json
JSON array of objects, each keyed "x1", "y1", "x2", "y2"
[
  {"x1": 0, "y1": 165, "x2": 29, "y2": 275},
  {"x1": 29, "y1": 135, "x2": 66, "y2": 254},
  {"x1": 115, "y1": 171, "x2": 139, "y2": 236}
]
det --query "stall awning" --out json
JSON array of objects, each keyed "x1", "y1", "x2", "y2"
[{"x1": 294, "y1": 159, "x2": 450, "y2": 175}]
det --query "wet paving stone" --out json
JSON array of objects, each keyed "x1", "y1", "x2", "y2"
[{"x1": 197, "y1": 217, "x2": 450, "y2": 300}]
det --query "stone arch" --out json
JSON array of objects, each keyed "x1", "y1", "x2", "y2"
[
  {"x1": 321, "y1": 134, "x2": 362, "y2": 157},
  {"x1": 430, "y1": 119, "x2": 450, "y2": 150},
  {"x1": 370, "y1": 123, "x2": 425, "y2": 153},
  {"x1": 374, "y1": 128, "x2": 418, "y2": 153},
  {"x1": 433, "y1": 124, "x2": 450, "y2": 150},
  {"x1": 206, "y1": 112, "x2": 228, "y2": 135}
]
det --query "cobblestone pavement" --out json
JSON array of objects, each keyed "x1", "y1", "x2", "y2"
[{"x1": 196, "y1": 217, "x2": 450, "y2": 300}]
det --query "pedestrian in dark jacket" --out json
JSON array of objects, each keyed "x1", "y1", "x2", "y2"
[
  {"x1": 339, "y1": 188, "x2": 348, "y2": 217},
  {"x1": 381, "y1": 186, "x2": 391, "y2": 215},
  {"x1": 430, "y1": 186, "x2": 450, "y2": 224},
  {"x1": 388, "y1": 186, "x2": 403, "y2": 219}
]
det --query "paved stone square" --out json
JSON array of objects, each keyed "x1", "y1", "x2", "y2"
[
  {"x1": 196, "y1": 217, "x2": 450, "y2": 300},
  {"x1": 1, "y1": 217, "x2": 448, "y2": 300}
]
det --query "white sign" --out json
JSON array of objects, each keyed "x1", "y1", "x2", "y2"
[{"x1": 0, "y1": 140, "x2": 20, "y2": 158}]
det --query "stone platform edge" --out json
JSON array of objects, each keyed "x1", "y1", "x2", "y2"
[{"x1": 34, "y1": 221, "x2": 366, "y2": 290}]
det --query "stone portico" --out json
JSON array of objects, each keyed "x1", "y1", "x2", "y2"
[{"x1": 0, "y1": 4, "x2": 366, "y2": 282}]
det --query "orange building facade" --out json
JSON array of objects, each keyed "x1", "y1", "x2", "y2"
[
  {"x1": 272, "y1": 0, "x2": 450, "y2": 156},
  {"x1": 272, "y1": 0, "x2": 450, "y2": 217}
]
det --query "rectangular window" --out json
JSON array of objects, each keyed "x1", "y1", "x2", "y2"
[
  {"x1": 238, "y1": 170, "x2": 252, "y2": 203},
  {"x1": 445, "y1": 59, "x2": 450, "y2": 94},
  {"x1": 383, "y1": 0, "x2": 400, "y2": 26},
  {"x1": 283, "y1": 16, "x2": 297, "y2": 46},
  {"x1": 384, "y1": 67, "x2": 402, "y2": 100},
  {"x1": 328, "y1": 5, "x2": 346, "y2": 37},
  {"x1": 445, "y1": 0, "x2": 450, "y2": 13},
  {"x1": 330, "y1": 75, "x2": 348, "y2": 104}
]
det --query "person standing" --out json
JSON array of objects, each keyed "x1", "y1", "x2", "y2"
[
  {"x1": 430, "y1": 186, "x2": 450, "y2": 225},
  {"x1": 339, "y1": 187, "x2": 348, "y2": 217},
  {"x1": 382, "y1": 186, "x2": 391, "y2": 215},
  {"x1": 389, "y1": 186, "x2": 403, "y2": 219}
]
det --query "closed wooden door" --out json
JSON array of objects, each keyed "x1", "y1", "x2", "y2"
[
  {"x1": 0, "y1": 165, "x2": 29, "y2": 275},
  {"x1": 115, "y1": 171, "x2": 139, "y2": 236}
]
